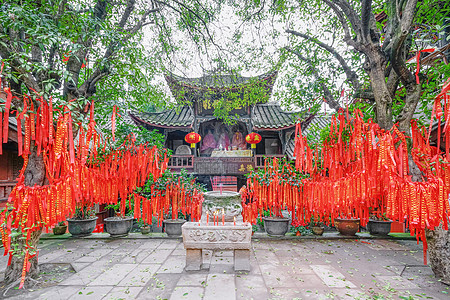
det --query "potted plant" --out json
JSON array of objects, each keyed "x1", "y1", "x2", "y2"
[
  {"x1": 290, "y1": 220, "x2": 313, "y2": 236},
  {"x1": 368, "y1": 212, "x2": 392, "y2": 236},
  {"x1": 262, "y1": 208, "x2": 290, "y2": 236},
  {"x1": 138, "y1": 169, "x2": 205, "y2": 237},
  {"x1": 52, "y1": 221, "x2": 67, "y2": 235},
  {"x1": 310, "y1": 216, "x2": 325, "y2": 236},
  {"x1": 290, "y1": 219, "x2": 303, "y2": 236},
  {"x1": 334, "y1": 217, "x2": 360, "y2": 236},
  {"x1": 163, "y1": 213, "x2": 187, "y2": 237},
  {"x1": 67, "y1": 205, "x2": 98, "y2": 237},
  {"x1": 104, "y1": 199, "x2": 134, "y2": 237},
  {"x1": 138, "y1": 220, "x2": 151, "y2": 234}
]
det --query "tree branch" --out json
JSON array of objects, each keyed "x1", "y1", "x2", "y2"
[
  {"x1": 156, "y1": 0, "x2": 218, "y2": 50},
  {"x1": 390, "y1": 0, "x2": 418, "y2": 86},
  {"x1": 80, "y1": 2, "x2": 159, "y2": 98},
  {"x1": 332, "y1": 0, "x2": 362, "y2": 40},
  {"x1": 0, "y1": 41, "x2": 40, "y2": 94},
  {"x1": 386, "y1": 67, "x2": 400, "y2": 98},
  {"x1": 322, "y1": 0, "x2": 361, "y2": 51},
  {"x1": 395, "y1": 84, "x2": 421, "y2": 132},
  {"x1": 361, "y1": 0, "x2": 372, "y2": 39},
  {"x1": 353, "y1": 89, "x2": 375, "y2": 102},
  {"x1": 286, "y1": 29, "x2": 360, "y2": 90},
  {"x1": 285, "y1": 46, "x2": 343, "y2": 112}
]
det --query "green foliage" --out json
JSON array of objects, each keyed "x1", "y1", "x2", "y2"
[
  {"x1": 90, "y1": 122, "x2": 169, "y2": 166},
  {"x1": 138, "y1": 169, "x2": 206, "y2": 198},
  {"x1": 117, "y1": 124, "x2": 166, "y2": 149},
  {"x1": 0, "y1": 0, "x2": 226, "y2": 124},
  {"x1": 309, "y1": 215, "x2": 323, "y2": 227},
  {"x1": 105, "y1": 198, "x2": 134, "y2": 216},
  {"x1": 290, "y1": 224, "x2": 312, "y2": 235},
  {"x1": 246, "y1": 157, "x2": 309, "y2": 186},
  {"x1": 73, "y1": 206, "x2": 95, "y2": 220},
  {"x1": 227, "y1": 0, "x2": 450, "y2": 131}
]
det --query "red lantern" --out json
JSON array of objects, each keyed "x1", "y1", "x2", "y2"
[
  {"x1": 185, "y1": 132, "x2": 201, "y2": 148},
  {"x1": 245, "y1": 132, "x2": 261, "y2": 149}
]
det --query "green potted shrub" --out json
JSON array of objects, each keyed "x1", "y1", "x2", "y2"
[
  {"x1": 367, "y1": 212, "x2": 392, "y2": 236},
  {"x1": 137, "y1": 220, "x2": 151, "y2": 234},
  {"x1": 261, "y1": 208, "x2": 290, "y2": 237},
  {"x1": 52, "y1": 221, "x2": 67, "y2": 235},
  {"x1": 104, "y1": 199, "x2": 134, "y2": 237},
  {"x1": 137, "y1": 169, "x2": 205, "y2": 237},
  {"x1": 163, "y1": 212, "x2": 187, "y2": 237},
  {"x1": 290, "y1": 220, "x2": 312, "y2": 236},
  {"x1": 310, "y1": 216, "x2": 325, "y2": 236},
  {"x1": 67, "y1": 205, "x2": 98, "y2": 237}
]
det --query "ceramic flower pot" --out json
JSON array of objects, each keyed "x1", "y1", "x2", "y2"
[
  {"x1": 67, "y1": 217, "x2": 98, "y2": 237},
  {"x1": 140, "y1": 226, "x2": 151, "y2": 234},
  {"x1": 367, "y1": 220, "x2": 392, "y2": 235},
  {"x1": 104, "y1": 216, "x2": 133, "y2": 237},
  {"x1": 295, "y1": 231, "x2": 301, "y2": 236},
  {"x1": 52, "y1": 225, "x2": 67, "y2": 235},
  {"x1": 263, "y1": 217, "x2": 290, "y2": 236},
  {"x1": 163, "y1": 219, "x2": 187, "y2": 237},
  {"x1": 334, "y1": 218, "x2": 360, "y2": 236},
  {"x1": 312, "y1": 226, "x2": 325, "y2": 236}
]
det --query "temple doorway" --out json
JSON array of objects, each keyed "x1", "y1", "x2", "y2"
[{"x1": 198, "y1": 120, "x2": 248, "y2": 156}]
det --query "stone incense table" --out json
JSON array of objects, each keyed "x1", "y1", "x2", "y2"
[{"x1": 182, "y1": 191, "x2": 252, "y2": 271}]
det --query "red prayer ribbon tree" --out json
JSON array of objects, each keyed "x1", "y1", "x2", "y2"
[
  {"x1": 131, "y1": 172, "x2": 204, "y2": 227},
  {"x1": 0, "y1": 89, "x2": 170, "y2": 287},
  {"x1": 0, "y1": 81, "x2": 204, "y2": 287},
  {"x1": 241, "y1": 79, "x2": 450, "y2": 264}
]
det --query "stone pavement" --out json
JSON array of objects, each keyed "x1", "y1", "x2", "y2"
[{"x1": 0, "y1": 236, "x2": 449, "y2": 299}]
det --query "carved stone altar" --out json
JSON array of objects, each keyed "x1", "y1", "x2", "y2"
[{"x1": 182, "y1": 191, "x2": 252, "y2": 271}]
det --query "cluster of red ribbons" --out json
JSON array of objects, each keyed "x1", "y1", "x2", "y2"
[
  {"x1": 0, "y1": 87, "x2": 171, "y2": 287},
  {"x1": 131, "y1": 180, "x2": 203, "y2": 227},
  {"x1": 241, "y1": 79, "x2": 450, "y2": 264}
]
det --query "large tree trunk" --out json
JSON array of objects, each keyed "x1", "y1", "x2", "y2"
[
  {"x1": 366, "y1": 53, "x2": 393, "y2": 130},
  {"x1": 3, "y1": 229, "x2": 42, "y2": 287},
  {"x1": 4, "y1": 147, "x2": 46, "y2": 287},
  {"x1": 426, "y1": 225, "x2": 450, "y2": 284}
]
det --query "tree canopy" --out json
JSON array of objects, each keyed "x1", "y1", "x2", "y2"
[{"x1": 226, "y1": 0, "x2": 450, "y2": 131}]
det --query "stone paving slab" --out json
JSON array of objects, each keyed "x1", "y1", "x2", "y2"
[
  {"x1": 103, "y1": 286, "x2": 143, "y2": 300},
  {"x1": 203, "y1": 274, "x2": 236, "y2": 300},
  {"x1": 1, "y1": 237, "x2": 449, "y2": 300},
  {"x1": 69, "y1": 286, "x2": 113, "y2": 299},
  {"x1": 117, "y1": 264, "x2": 160, "y2": 287},
  {"x1": 88, "y1": 264, "x2": 137, "y2": 286},
  {"x1": 170, "y1": 286, "x2": 205, "y2": 300},
  {"x1": 310, "y1": 265, "x2": 357, "y2": 288}
]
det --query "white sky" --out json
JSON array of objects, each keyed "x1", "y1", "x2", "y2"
[{"x1": 140, "y1": 4, "x2": 340, "y2": 113}]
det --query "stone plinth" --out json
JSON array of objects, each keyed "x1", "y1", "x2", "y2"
[{"x1": 182, "y1": 222, "x2": 252, "y2": 271}]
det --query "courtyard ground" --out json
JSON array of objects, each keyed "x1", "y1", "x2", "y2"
[{"x1": 0, "y1": 234, "x2": 449, "y2": 299}]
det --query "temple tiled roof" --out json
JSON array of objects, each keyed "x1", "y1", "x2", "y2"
[
  {"x1": 129, "y1": 106, "x2": 194, "y2": 129},
  {"x1": 165, "y1": 69, "x2": 278, "y2": 90},
  {"x1": 285, "y1": 114, "x2": 331, "y2": 160},
  {"x1": 252, "y1": 104, "x2": 299, "y2": 130},
  {"x1": 130, "y1": 104, "x2": 302, "y2": 131}
]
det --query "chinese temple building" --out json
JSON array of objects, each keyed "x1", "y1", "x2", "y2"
[
  {"x1": 129, "y1": 70, "x2": 318, "y2": 190},
  {"x1": 0, "y1": 117, "x2": 23, "y2": 208}
]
